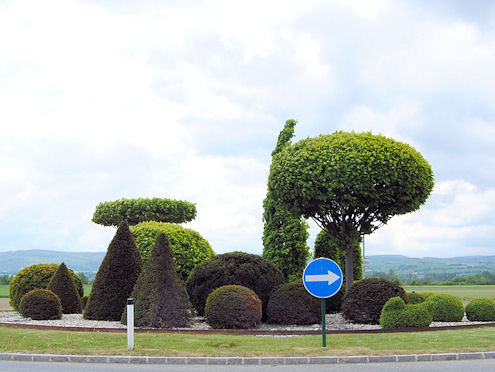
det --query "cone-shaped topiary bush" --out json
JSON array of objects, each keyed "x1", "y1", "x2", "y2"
[
  {"x1": 266, "y1": 281, "x2": 320, "y2": 325},
  {"x1": 9, "y1": 263, "x2": 83, "y2": 312},
  {"x1": 47, "y1": 262, "x2": 82, "y2": 314},
  {"x1": 342, "y1": 278, "x2": 408, "y2": 324},
  {"x1": 205, "y1": 285, "x2": 262, "y2": 329},
  {"x1": 122, "y1": 234, "x2": 191, "y2": 328},
  {"x1": 19, "y1": 288, "x2": 62, "y2": 320},
  {"x1": 186, "y1": 252, "x2": 284, "y2": 318},
  {"x1": 84, "y1": 220, "x2": 143, "y2": 320}
]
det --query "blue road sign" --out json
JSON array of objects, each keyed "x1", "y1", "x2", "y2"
[{"x1": 303, "y1": 258, "x2": 343, "y2": 298}]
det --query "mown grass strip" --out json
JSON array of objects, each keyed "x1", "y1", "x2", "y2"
[
  {"x1": 1, "y1": 326, "x2": 494, "y2": 357},
  {"x1": 404, "y1": 285, "x2": 495, "y2": 300},
  {"x1": 0, "y1": 285, "x2": 9, "y2": 298}
]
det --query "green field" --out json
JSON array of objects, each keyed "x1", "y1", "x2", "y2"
[
  {"x1": 404, "y1": 285, "x2": 495, "y2": 301},
  {"x1": 0, "y1": 284, "x2": 92, "y2": 298}
]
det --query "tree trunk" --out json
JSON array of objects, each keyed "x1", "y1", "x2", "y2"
[{"x1": 344, "y1": 247, "x2": 354, "y2": 290}]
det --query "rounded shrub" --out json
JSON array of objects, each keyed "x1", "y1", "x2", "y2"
[
  {"x1": 9, "y1": 264, "x2": 83, "y2": 312},
  {"x1": 325, "y1": 287, "x2": 345, "y2": 314},
  {"x1": 266, "y1": 282, "x2": 320, "y2": 325},
  {"x1": 186, "y1": 252, "x2": 284, "y2": 317},
  {"x1": 407, "y1": 292, "x2": 426, "y2": 304},
  {"x1": 379, "y1": 296, "x2": 432, "y2": 329},
  {"x1": 342, "y1": 278, "x2": 408, "y2": 324},
  {"x1": 205, "y1": 285, "x2": 262, "y2": 329},
  {"x1": 19, "y1": 289, "x2": 62, "y2": 320},
  {"x1": 465, "y1": 298, "x2": 495, "y2": 321},
  {"x1": 425, "y1": 294, "x2": 464, "y2": 322},
  {"x1": 130, "y1": 221, "x2": 214, "y2": 281}
]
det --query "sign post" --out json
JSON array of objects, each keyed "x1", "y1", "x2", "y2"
[
  {"x1": 127, "y1": 298, "x2": 134, "y2": 351},
  {"x1": 303, "y1": 258, "x2": 343, "y2": 348}
]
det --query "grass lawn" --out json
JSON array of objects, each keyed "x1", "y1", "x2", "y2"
[
  {"x1": 0, "y1": 326, "x2": 494, "y2": 357},
  {"x1": 0, "y1": 285, "x2": 8, "y2": 298},
  {"x1": 404, "y1": 285, "x2": 495, "y2": 301}
]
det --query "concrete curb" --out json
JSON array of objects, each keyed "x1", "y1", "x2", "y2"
[{"x1": 1, "y1": 352, "x2": 495, "y2": 365}]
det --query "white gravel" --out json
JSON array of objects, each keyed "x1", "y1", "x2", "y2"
[{"x1": 0, "y1": 311, "x2": 492, "y2": 331}]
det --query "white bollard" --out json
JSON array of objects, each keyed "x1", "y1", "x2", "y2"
[{"x1": 127, "y1": 298, "x2": 134, "y2": 351}]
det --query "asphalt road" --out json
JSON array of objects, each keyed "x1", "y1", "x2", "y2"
[{"x1": 2, "y1": 360, "x2": 495, "y2": 372}]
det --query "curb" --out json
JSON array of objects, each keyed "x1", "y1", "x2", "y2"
[{"x1": 1, "y1": 352, "x2": 495, "y2": 365}]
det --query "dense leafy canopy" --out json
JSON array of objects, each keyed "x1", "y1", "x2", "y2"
[
  {"x1": 92, "y1": 198, "x2": 197, "y2": 226},
  {"x1": 47, "y1": 262, "x2": 82, "y2": 314}
]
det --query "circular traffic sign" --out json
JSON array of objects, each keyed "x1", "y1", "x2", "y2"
[{"x1": 303, "y1": 258, "x2": 343, "y2": 298}]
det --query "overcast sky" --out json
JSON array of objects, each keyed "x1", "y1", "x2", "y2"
[{"x1": 1, "y1": 0, "x2": 494, "y2": 258}]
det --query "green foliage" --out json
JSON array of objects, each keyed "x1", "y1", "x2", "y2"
[
  {"x1": 325, "y1": 288, "x2": 345, "y2": 314},
  {"x1": 425, "y1": 294, "x2": 465, "y2": 322},
  {"x1": 0, "y1": 275, "x2": 12, "y2": 285},
  {"x1": 47, "y1": 262, "x2": 82, "y2": 314},
  {"x1": 266, "y1": 281, "x2": 320, "y2": 325},
  {"x1": 81, "y1": 295, "x2": 89, "y2": 310},
  {"x1": 262, "y1": 119, "x2": 310, "y2": 281},
  {"x1": 379, "y1": 297, "x2": 432, "y2": 329},
  {"x1": 122, "y1": 234, "x2": 191, "y2": 328},
  {"x1": 268, "y1": 131, "x2": 434, "y2": 288},
  {"x1": 465, "y1": 298, "x2": 495, "y2": 321},
  {"x1": 186, "y1": 252, "x2": 284, "y2": 317},
  {"x1": 314, "y1": 230, "x2": 362, "y2": 281},
  {"x1": 84, "y1": 221, "x2": 143, "y2": 321},
  {"x1": 342, "y1": 277, "x2": 408, "y2": 324},
  {"x1": 9, "y1": 264, "x2": 83, "y2": 312},
  {"x1": 92, "y1": 197, "x2": 197, "y2": 226},
  {"x1": 407, "y1": 292, "x2": 426, "y2": 304},
  {"x1": 205, "y1": 285, "x2": 262, "y2": 329},
  {"x1": 19, "y1": 289, "x2": 62, "y2": 320},
  {"x1": 130, "y1": 221, "x2": 214, "y2": 281}
]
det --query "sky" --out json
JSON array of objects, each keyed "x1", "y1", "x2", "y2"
[{"x1": 1, "y1": 0, "x2": 494, "y2": 259}]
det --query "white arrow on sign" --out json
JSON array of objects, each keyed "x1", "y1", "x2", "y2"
[{"x1": 305, "y1": 271, "x2": 340, "y2": 285}]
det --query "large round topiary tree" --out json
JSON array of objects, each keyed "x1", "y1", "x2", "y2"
[
  {"x1": 9, "y1": 263, "x2": 83, "y2": 312},
  {"x1": 269, "y1": 131, "x2": 434, "y2": 289},
  {"x1": 122, "y1": 234, "x2": 192, "y2": 328},
  {"x1": 84, "y1": 220, "x2": 143, "y2": 321},
  {"x1": 92, "y1": 197, "x2": 197, "y2": 226},
  {"x1": 130, "y1": 221, "x2": 214, "y2": 281},
  {"x1": 186, "y1": 252, "x2": 284, "y2": 317}
]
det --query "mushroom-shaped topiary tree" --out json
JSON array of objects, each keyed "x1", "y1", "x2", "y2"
[{"x1": 269, "y1": 131, "x2": 434, "y2": 290}]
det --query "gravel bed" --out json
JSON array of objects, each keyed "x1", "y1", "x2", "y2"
[{"x1": 0, "y1": 312, "x2": 492, "y2": 331}]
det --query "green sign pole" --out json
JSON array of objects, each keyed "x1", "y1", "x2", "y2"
[{"x1": 321, "y1": 298, "x2": 326, "y2": 347}]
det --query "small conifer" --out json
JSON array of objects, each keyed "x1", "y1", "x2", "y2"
[
  {"x1": 84, "y1": 220, "x2": 143, "y2": 320},
  {"x1": 123, "y1": 233, "x2": 191, "y2": 328},
  {"x1": 47, "y1": 262, "x2": 82, "y2": 314}
]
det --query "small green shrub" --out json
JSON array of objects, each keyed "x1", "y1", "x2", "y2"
[
  {"x1": 342, "y1": 278, "x2": 408, "y2": 324},
  {"x1": 9, "y1": 264, "x2": 83, "y2": 312},
  {"x1": 407, "y1": 292, "x2": 426, "y2": 304},
  {"x1": 130, "y1": 221, "x2": 214, "y2": 281},
  {"x1": 325, "y1": 287, "x2": 345, "y2": 314},
  {"x1": 465, "y1": 298, "x2": 495, "y2": 321},
  {"x1": 205, "y1": 285, "x2": 262, "y2": 329},
  {"x1": 47, "y1": 262, "x2": 82, "y2": 314},
  {"x1": 425, "y1": 294, "x2": 464, "y2": 322},
  {"x1": 186, "y1": 252, "x2": 284, "y2": 317},
  {"x1": 81, "y1": 295, "x2": 89, "y2": 310},
  {"x1": 19, "y1": 289, "x2": 62, "y2": 320},
  {"x1": 380, "y1": 297, "x2": 432, "y2": 329},
  {"x1": 419, "y1": 292, "x2": 436, "y2": 301},
  {"x1": 266, "y1": 282, "x2": 320, "y2": 325}
]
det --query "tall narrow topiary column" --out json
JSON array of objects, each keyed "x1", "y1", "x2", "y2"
[
  {"x1": 84, "y1": 220, "x2": 143, "y2": 320},
  {"x1": 47, "y1": 262, "x2": 82, "y2": 314},
  {"x1": 123, "y1": 233, "x2": 191, "y2": 328}
]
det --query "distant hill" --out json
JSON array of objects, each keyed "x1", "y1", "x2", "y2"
[
  {"x1": 365, "y1": 255, "x2": 495, "y2": 280},
  {"x1": 0, "y1": 250, "x2": 105, "y2": 275}
]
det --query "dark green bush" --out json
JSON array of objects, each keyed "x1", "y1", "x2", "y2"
[
  {"x1": 205, "y1": 285, "x2": 262, "y2": 329},
  {"x1": 342, "y1": 278, "x2": 408, "y2": 324},
  {"x1": 465, "y1": 298, "x2": 495, "y2": 321},
  {"x1": 407, "y1": 292, "x2": 426, "y2": 304},
  {"x1": 186, "y1": 252, "x2": 284, "y2": 317},
  {"x1": 9, "y1": 264, "x2": 83, "y2": 312},
  {"x1": 92, "y1": 197, "x2": 197, "y2": 226},
  {"x1": 325, "y1": 287, "x2": 345, "y2": 314},
  {"x1": 425, "y1": 294, "x2": 464, "y2": 322},
  {"x1": 122, "y1": 234, "x2": 191, "y2": 328},
  {"x1": 19, "y1": 289, "x2": 62, "y2": 320},
  {"x1": 379, "y1": 296, "x2": 432, "y2": 329},
  {"x1": 130, "y1": 221, "x2": 214, "y2": 281},
  {"x1": 47, "y1": 262, "x2": 82, "y2": 314},
  {"x1": 81, "y1": 295, "x2": 89, "y2": 310},
  {"x1": 84, "y1": 220, "x2": 143, "y2": 321},
  {"x1": 266, "y1": 282, "x2": 320, "y2": 325}
]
